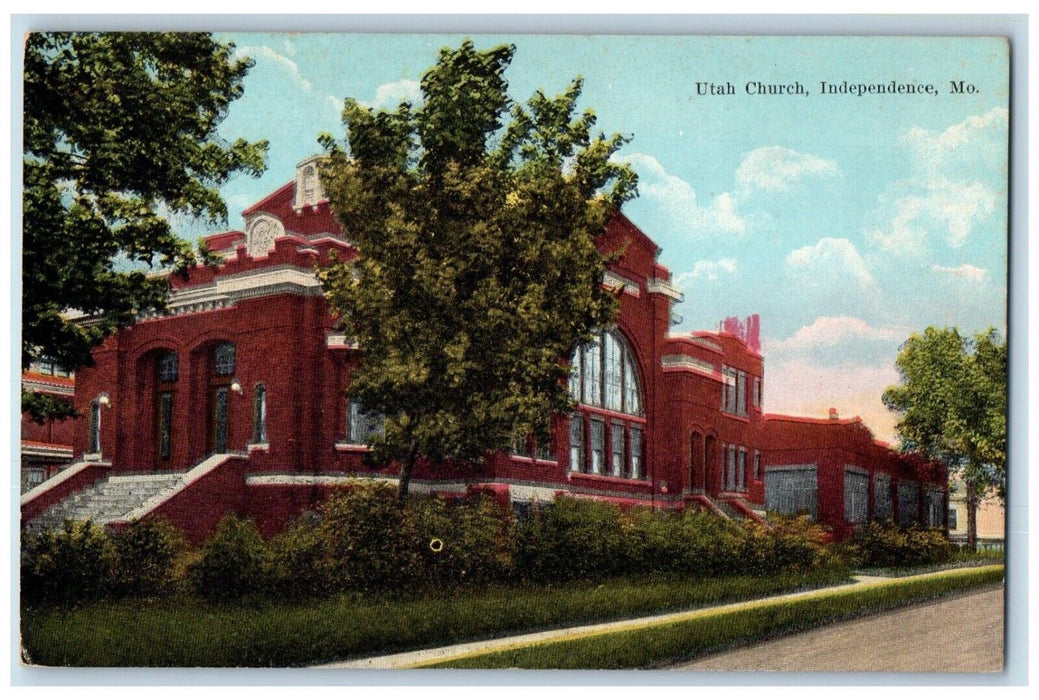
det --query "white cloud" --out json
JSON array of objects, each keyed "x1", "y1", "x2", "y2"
[
  {"x1": 903, "y1": 107, "x2": 1009, "y2": 170},
  {"x1": 931, "y1": 263, "x2": 989, "y2": 283},
  {"x1": 735, "y1": 146, "x2": 840, "y2": 195},
  {"x1": 768, "y1": 317, "x2": 909, "y2": 354},
  {"x1": 867, "y1": 108, "x2": 1007, "y2": 257},
  {"x1": 623, "y1": 153, "x2": 747, "y2": 236},
  {"x1": 675, "y1": 258, "x2": 737, "y2": 286},
  {"x1": 370, "y1": 79, "x2": 423, "y2": 110},
  {"x1": 867, "y1": 178, "x2": 997, "y2": 254},
  {"x1": 236, "y1": 45, "x2": 312, "y2": 92},
  {"x1": 786, "y1": 237, "x2": 876, "y2": 289}
]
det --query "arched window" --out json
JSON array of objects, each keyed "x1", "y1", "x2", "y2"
[
  {"x1": 569, "y1": 329, "x2": 643, "y2": 416},
  {"x1": 156, "y1": 351, "x2": 178, "y2": 462},
  {"x1": 252, "y1": 384, "x2": 268, "y2": 444},
  {"x1": 567, "y1": 329, "x2": 646, "y2": 479}
]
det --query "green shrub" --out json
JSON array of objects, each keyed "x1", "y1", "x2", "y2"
[
  {"x1": 410, "y1": 495, "x2": 518, "y2": 587},
  {"x1": 846, "y1": 521, "x2": 954, "y2": 569},
  {"x1": 317, "y1": 482, "x2": 422, "y2": 593},
  {"x1": 516, "y1": 497, "x2": 629, "y2": 581},
  {"x1": 266, "y1": 517, "x2": 332, "y2": 598},
  {"x1": 110, "y1": 518, "x2": 187, "y2": 597},
  {"x1": 21, "y1": 520, "x2": 117, "y2": 606},
  {"x1": 188, "y1": 514, "x2": 269, "y2": 601}
]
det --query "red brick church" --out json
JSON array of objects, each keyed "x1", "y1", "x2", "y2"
[{"x1": 22, "y1": 157, "x2": 948, "y2": 542}]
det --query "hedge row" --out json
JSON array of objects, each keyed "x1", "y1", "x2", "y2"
[{"x1": 21, "y1": 482, "x2": 955, "y2": 606}]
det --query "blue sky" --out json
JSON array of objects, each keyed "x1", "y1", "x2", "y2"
[{"x1": 207, "y1": 34, "x2": 1008, "y2": 443}]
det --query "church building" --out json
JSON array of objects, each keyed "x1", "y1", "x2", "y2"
[{"x1": 22, "y1": 157, "x2": 948, "y2": 542}]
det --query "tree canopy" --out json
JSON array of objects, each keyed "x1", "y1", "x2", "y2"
[
  {"x1": 318, "y1": 40, "x2": 638, "y2": 501},
  {"x1": 23, "y1": 32, "x2": 268, "y2": 420},
  {"x1": 882, "y1": 327, "x2": 1007, "y2": 546}
]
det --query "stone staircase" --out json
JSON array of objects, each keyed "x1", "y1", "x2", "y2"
[{"x1": 25, "y1": 472, "x2": 184, "y2": 534}]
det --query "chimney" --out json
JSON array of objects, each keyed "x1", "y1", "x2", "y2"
[{"x1": 828, "y1": 407, "x2": 839, "y2": 420}]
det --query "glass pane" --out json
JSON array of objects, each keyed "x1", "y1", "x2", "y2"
[
  {"x1": 569, "y1": 414, "x2": 584, "y2": 472},
  {"x1": 89, "y1": 401, "x2": 101, "y2": 453},
  {"x1": 629, "y1": 427, "x2": 643, "y2": 479},
  {"x1": 603, "y1": 332, "x2": 622, "y2": 412},
  {"x1": 159, "y1": 391, "x2": 173, "y2": 460},
  {"x1": 623, "y1": 348, "x2": 642, "y2": 416},
  {"x1": 253, "y1": 385, "x2": 267, "y2": 443},
  {"x1": 568, "y1": 348, "x2": 582, "y2": 402},
  {"x1": 898, "y1": 481, "x2": 920, "y2": 527},
  {"x1": 214, "y1": 343, "x2": 236, "y2": 376},
  {"x1": 159, "y1": 352, "x2": 179, "y2": 382},
  {"x1": 844, "y1": 470, "x2": 869, "y2": 524},
  {"x1": 582, "y1": 335, "x2": 602, "y2": 407},
  {"x1": 611, "y1": 423, "x2": 625, "y2": 477},
  {"x1": 873, "y1": 474, "x2": 892, "y2": 520},
  {"x1": 590, "y1": 419, "x2": 605, "y2": 475},
  {"x1": 765, "y1": 467, "x2": 818, "y2": 519},
  {"x1": 214, "y1": 387, "x2": 229, "y2": 452}
]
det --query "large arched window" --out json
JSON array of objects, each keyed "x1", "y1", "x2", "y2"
[
  {"x1": 567, "y1": 329, "x2": 646, "y2": 479},
  {"x1": 569, "y1": 329, "x2": 643, "y2": 416}
]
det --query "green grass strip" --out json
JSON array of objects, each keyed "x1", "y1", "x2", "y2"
[
  {"x1": 425, "y1": 565, "x2": 1004, "y2": 669},
  {"x1": 21, "y1": 569, "x2": 849, "y2": 667}
]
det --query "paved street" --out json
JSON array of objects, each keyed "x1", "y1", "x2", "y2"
[{"x1": 672, "y1": 585, "x2": 1004, "y2": 672}]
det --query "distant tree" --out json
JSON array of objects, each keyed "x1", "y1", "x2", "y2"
[
  {"x1": 883, "y1": 327, "x2": 1007, "y2": 549},
  {"x1": 22, "y1": 32, "x2": 268, "y2": 421},
  {"x1": 319, "y1": 40, "x2": 637, "y2": 504}
]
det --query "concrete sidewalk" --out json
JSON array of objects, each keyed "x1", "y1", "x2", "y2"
[{"x1": 317, "y1": 570, "x2": 979, "y2": 669}]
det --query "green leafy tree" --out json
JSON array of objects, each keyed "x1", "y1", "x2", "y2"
[
  {"x1": 882, "y1": 327, "x2": 1007, "y2": 550},
  {"x1": 23, "y1": 32, "x2": 268, "y2": 420},
  {"x1": 319, "y1": 41, "x2": 637, "y2": 504}
]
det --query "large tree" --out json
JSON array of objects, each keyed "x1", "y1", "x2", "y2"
[
  {"x1": 319, "y1": 41, "x2": 637, "y2": 504},
  {"x1": 23, "y1": 32, "x2": 268, "y2": 420},
  {"x1": 882, "y1": 327, "x2": 1007, "y2": 549}
]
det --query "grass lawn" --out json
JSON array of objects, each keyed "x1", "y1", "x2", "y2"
[
  {"x1": 428, "y1": 565, "x2": 1005, "y2": 669},
  {"x1": 22, "y1": 567, "x2": 851, "y2": 667}
]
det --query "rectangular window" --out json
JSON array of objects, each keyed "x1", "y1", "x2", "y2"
[
  {"x1": 926, "y1": 488, "x2": 945, "y2": 528},
  {"x1": 611, "y1": 422, "x2": 625, "y2": 477},
  {"x1": 753, "y1": 377, "x2": 762, "y2": 408},
  {"x1": 754, "y1": 450, "x2": 762, "y2": 481},
  {"x1": 348, "y1": 401, "x2": 384, "y2": 445},
  {"x1": 158, "y1": 391, "x2": 173, "y2": 460},
  {"x1": 844, "y1": 468, "x2": 869, "y2": 525},
  {"x1": 948, "y1": 506, "x2": 958, "y2": 531},
  {"x1": 590, "y1": 419, "x2": 606, "y2": 475},
  {"x1": 873, "y1": 473, "x2": 892, "y2": 520},
  {"x1": 569, "y1": 415, "x2": 584, "y2": 472},
  {"x1": 88, "y1": 401, "x2": 101, "y2": 453},
  {"x1": 629, "y1": 427, "x2": 643, "y2": 479},
  {"x1": 897, "y1": 481, "x2": 920, "y2": 527},
  {"x1": 765, "y1": 465, "x2": 818, "y2": 519},
  {"x1": 534, "y1": 441, "x2": 553, "y2": 461},
  {"x1": 738, "y1": 448, "x2": 747, "y2": 490},
  {"x1": 736, "y1": 371, "x2": 747, "y2": 416}
]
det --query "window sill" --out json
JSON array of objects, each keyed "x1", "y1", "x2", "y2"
[
  {"x1": 247, "y1": 442, "x2": 269, "y2": 452},
  {"x1": 83, "y1": 453, "x2": 103, "y2": 462},
  {"x1": 569, "y1": 471, "x2": 649, "y2": 488},
  {"x1": 335, "y1": 442, "x2": 371, "y2": 452},
  {"x1": 508, "y1": 454, "x2": 559, "y2": 467},
  {"x1": 720, "y1": 412, "x2": 751, "y2": 423}
]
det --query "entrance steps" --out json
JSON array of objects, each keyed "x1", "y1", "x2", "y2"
[{"x1": 25, "y1": 472, "x2": 184, "y2": 534}]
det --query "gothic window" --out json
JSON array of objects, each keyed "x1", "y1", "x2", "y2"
[
  {"x1": 252, "y1": 384, "x2": 268, "y2": 444},
  {"x1": 213, "y1": 343, "x2": 235, "y2": 376},
  {"x1": 569, "y1": 329, "x2": 644, "y2": 417}
]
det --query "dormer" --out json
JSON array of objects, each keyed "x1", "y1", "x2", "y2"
[{"x1": 293, "y1": 155, "x2": 327, "y2": 211}]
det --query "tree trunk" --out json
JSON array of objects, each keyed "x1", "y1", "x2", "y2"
[
  {"x1": 397, "y1": 444, "x2": 419, "y2": 507},
  {"x1": 965, "y1": 477, "x2": 979, "y2": 551}
]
